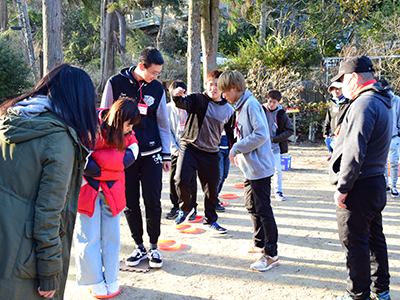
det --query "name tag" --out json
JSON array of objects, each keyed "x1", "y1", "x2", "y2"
[
  {"x1": 179, "y1": 124, "x2": 185, "y2": 132},
  {"x1": 138, "y1": 103, "x2": 148, "y2": 115}
]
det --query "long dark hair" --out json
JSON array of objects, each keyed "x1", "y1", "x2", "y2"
[
  {"x1": 0, "y1": 64, "x2": 98, "y2": 149},
  {"x1": 102, "y1": 97, "x2": 141, "y2": 151}
]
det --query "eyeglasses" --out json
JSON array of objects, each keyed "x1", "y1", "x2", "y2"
[{"x1": 145, "y1": 68, "x2": 162, "y2": 77}]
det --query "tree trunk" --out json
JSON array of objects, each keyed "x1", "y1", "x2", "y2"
[
  {"x1": 201, "y1": 0, "x2": 219, "y2": 84},
  {"x1": 156, "y1": 4, "x2": 167, "y2": 49},
  {"x1": 187, "y1": 0, "x2": 202, "y2": 93},
  {"x1": 259, "y1": 2, "x2": 267, "y2": 46},
  {"x1": 98, "y1": 0, "x2": 117, "y2": 97},
  {"x1": 43, "y1": 0, "x2": 63, "y2": 75},
  {"x1": 0, "y1": 0, "x2": 8, "y2": 33},
  {"x1": 115, "y1": 9, "x2": 127, "y2": 65},
  {"x1": 16, "y1": 0, "x2": 39, "y2": 82}
]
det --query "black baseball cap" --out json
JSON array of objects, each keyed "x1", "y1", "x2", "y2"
[{"x1": 331, "y1": 55, "x2": 375, "y2": 82}]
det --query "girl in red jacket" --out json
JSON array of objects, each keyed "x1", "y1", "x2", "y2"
[{"x1": 74, "y1": 98, "x2": 140, "y2": 299}]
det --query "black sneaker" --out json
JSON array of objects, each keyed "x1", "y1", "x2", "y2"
[
  {"x1": 125, "y1": 248, "x2": 147, "y2": 266},
  {"x1": 166, "y1": 207, "x2": 179, "y2": 220},
  {"x1": 203, "y1": 222, "x2": 227, "y2": 234},
  {"x1": 216, "y1": 202, "x2": 225, "y2": 212},
  {"x1": 189, "y1": 210, "x2": 197, "y2": 221},
  {"x1": 390, "y1": 187, "x2": 399, "y2": 198},
  {"x1": 148, "y1": 248, "x2": 163, "y2": 268},
  {"x1": 174, "y1": 208, "x2": 195, "y2": 225},
  {"x1": 386, "y1": 186, "x2": 391, "y2": 193}
]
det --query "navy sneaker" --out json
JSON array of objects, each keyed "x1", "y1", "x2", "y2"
[
  {"x1": 203, "y1": 222, "x2": 227, "y2": 234},
  {"x1": 174, "y1": 208, "x2": 195, "y2": 225},
  {"x1": 216, "y1": 201, "x2": 225, "y2": 212},
  {"x1": 166, "y1": 207, "x2": 179, "y2": 219},
  {"x1": 189, "y1": 210, "x2": 197, "y2": 221},
  {"x1": 371, "y1": 290, "x2": 391, "y2": 300}
]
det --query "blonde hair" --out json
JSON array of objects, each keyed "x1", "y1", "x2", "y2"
[{"x1": 217, "y1": 71, "x2": 246, "y2": 92}]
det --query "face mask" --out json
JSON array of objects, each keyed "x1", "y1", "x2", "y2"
[
  {"x1": 341, "y1": 75, "x2": 354, "y2": 99},
  {"x1": 342, "y1": 84, "x2": 352, "y2": 99}
]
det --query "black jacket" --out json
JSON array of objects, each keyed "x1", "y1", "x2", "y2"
[
  {"x1": 173, "y1": 92, "x2": 235, "y2": 153},
  {"x1": 102, "y1": 66, "x2": 171, "y2": 159},
  {"x1": 263, "y1": 107, "x2": 294, "y2": 154},
  {"x1": 323, "y1": 96, "x2": 351, "y2": 137}
]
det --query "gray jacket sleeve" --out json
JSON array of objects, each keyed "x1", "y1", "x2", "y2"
[
  {"x1": 231, "y1": 100, "x2": 268, "y2": 156},
  {"x1": 101, "y1": 81, "x2": 114, "y2": 108},
  {"x1": 156, "y1": 91, "x2": 172, "y2": 160},
  {"x1": 394, "y1": 94, "x2": 400, "y2": 135}
]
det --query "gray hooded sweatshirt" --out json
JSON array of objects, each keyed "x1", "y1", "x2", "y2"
[
  {"x1": 329, "y1": 82, "x2": 392, "y2": 193},
  {"x1": 230, "y1": 91, "x2": 275, "y2": 180}
]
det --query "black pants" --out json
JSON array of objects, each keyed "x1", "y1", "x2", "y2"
[
  {"x1": 336, "y1": 175, "x2": 390, "y2": 300},
  {"x1": 124, "y1": 154, "x2": 163, "y2": 245},
  {"x1": 175, "y1": 144, "x2": 220, "y2": 225},
  {"x1": 170, "y1": 155, "x2": 198, "y2": 209},
  {"x1": 244, "y1": 176, "x2": 278, "y2": 257}
]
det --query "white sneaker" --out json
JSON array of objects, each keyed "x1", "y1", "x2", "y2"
[
  {"x1": 148, "y1": 249, "x2": 163, "y2": 268},
  {"x1": 275, "y1": 192, "x2": 286, "y2": 201},
  {"x1": 105, "y1": 281, "x2": 120, "y2": 297},
  {"x1": 250, "y1": 254, "x2": 279, "y2": 271},
  {"x1": 89, "y1": 281, "x2": 107, "y2": 297},
  {"x1": 391, "y1": 187, "x2": 399, "y2": 198}
]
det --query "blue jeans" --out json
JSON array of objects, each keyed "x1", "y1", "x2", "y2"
[
  {"x1": 273, "y1": 152, "x2": 283, "y2": 194},
  {"x1": 385, "y1": 136, "x2": 400, "y2": 187},
  {"x1": 217, "y1": 148, "x2": 230, "y2": 195},
  {"x1": 325, "y1": 137, "x2": 333, "y2": 152},
  {"x1": 74, "y1": 194, "x2": 121, "y2": 286}
]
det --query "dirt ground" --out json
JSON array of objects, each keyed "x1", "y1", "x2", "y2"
[{"x1": 64, "y1": 142, "x2": 400, "y2": 300}]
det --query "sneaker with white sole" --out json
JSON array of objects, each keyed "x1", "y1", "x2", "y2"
[
  {"x1": 166, "y1": 207, "x2": 179, "y2": 219},
  {"x1": 105, "y1": 281, "x2": 120, "y2": 297},
  {"x1": 275, "y1": 192, "x2": 286, "y2": 201},
  {"x1": 125, "y1": 247, "x2": 147, "y2": 266},
  {"x1": 386, "y1": 186, "x2": 390, "y2": 193},
  {"x1": 148, "y1": 248, "x2": 163, "y2": 268},
  {"x1": 331, "y1": 295, "x2": 353, "y2": 300},
  {"x1": 250, "y1": 254, "x2": 279, "y2": 271},
  {"x1": 390, "y1": 187, "x2": 399, "y2": 198},
  {"x1": 174, "y1": 208, "x2": 195, "y2": 225},
  {"x1": 89, "y1": 281, "x2": 108, "y2": 298},
  {"x1": 370, "y1": 290, "x2": 391, "y2": 300},
  {"x1": 203, "y1": 222, "x2": 227, "y2": 234}
]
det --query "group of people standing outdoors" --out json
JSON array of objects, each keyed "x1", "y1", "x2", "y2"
[{"x1": 0, "y1": 47, "x2": 393, "y2": 300}]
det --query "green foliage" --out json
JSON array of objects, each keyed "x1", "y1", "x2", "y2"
[
  {"x1": 302, "y1": 1, "x2": 347, "y2": 58},
  {"x1": 0, "y1": 39, "x2": 32, "y2": 102},
  {"x1": 337, "y1": 0, "x2": 381, "y2": 24},
  {"x1": 296, "y1": 101, "x2": 328, "y2": 140},
  {"x1": 125, "y1": 29, "x2": 154, "y2": 59},
  {"x1": 218, "y1": 19, "x2": 257, "y2": 56},
  {"x1": 160, "y1": 26, "x2": 187, "y2": 56},
  {"x1": 63, "y1": 7, "x2": 100, "y2": 64},
  {"x1": 227, "y1": 34, "x2": 320, "y2": 75}
]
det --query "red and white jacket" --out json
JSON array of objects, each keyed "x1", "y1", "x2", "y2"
[{"x1": 78, "y1": 109, "x2": 139, "y2": 217}]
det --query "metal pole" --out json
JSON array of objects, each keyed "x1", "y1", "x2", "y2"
[{"x1": 293, "y1": 113, "x2": 297, "y2": 144}]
